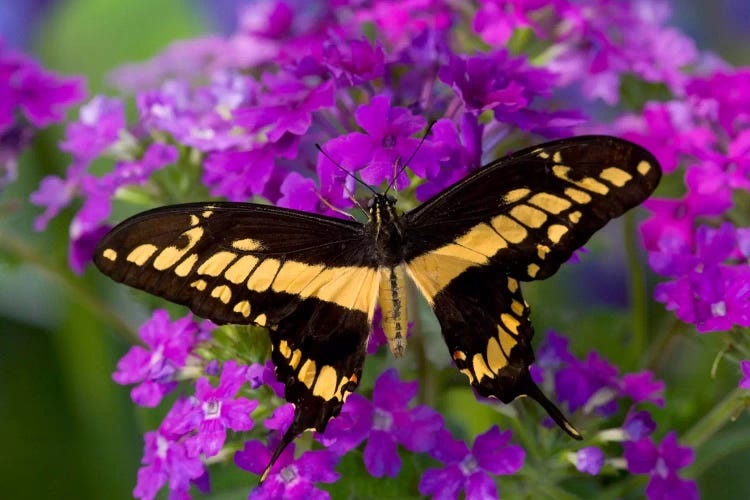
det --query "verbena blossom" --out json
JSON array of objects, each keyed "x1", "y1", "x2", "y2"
[
  {"x1": 575, "y1": 446, "x2": 604, "y2": 475},
  {"x1": 419, "y1": 426, "x2": 525, "y2": 499},
  {"x1": 319, "y1": 368, "x2": 444, "y2": 478},
  {"x1": 112, "y1": 309, "x2": 201, "y2": 407},
  {"x1": 180, "y1": 361, "x2": 258, "y2": 457},
  {"x1": 134, "y1": 398, "x2": 208, "y2": 500},
  {"x1": 624, "y1": 432, "x2": 698, "y2": 500},
  {"x1": 0, "y1": 37, "x2": 84, "y2": 190},
  {"x1": 235, "y1": 440, "x2": 339, "y2": 499}
]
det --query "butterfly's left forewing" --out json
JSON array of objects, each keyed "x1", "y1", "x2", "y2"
[
  {"x1": 94, "y1": 202, "x2": 380, "y2": 475},
  {"x1": 403, "y1": 136, "x2": 661, "y2": 436}
]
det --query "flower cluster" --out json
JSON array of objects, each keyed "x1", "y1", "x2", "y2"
[{"x1": 0, "y1": 38, "x2": 84, "y2": 191}]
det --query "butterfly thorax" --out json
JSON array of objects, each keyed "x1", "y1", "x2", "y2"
[
  {"x1": 366, "y1": 194, "x2": 406, "y2": 266},
  {"x1": 367, "y1": 193, "x2": 409, "y2": 357}
]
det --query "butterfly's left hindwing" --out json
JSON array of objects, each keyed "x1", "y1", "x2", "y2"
[{"x1": 94, "y1": 202, "x2": 379, "y2": 475}]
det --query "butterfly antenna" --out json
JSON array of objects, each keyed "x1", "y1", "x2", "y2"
[
  {"x1": 315, "y1": 143, "x2": 378, "y2": 197},
  {"x1": 384, "y1": 120, "x2": 436, "y2": 196},
  {"x1": 314, "y1": 189, "x2": 360, "y2": 221}
]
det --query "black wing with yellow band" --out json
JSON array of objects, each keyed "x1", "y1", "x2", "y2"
[
  {"x1": 404, "y1": 135, "x2": 660, "y2": 435},
  {"x1": 93, "y1": 203, "x2": 380, "y2": 477},
  {"x1": 405, "y1": 135, "x2": 661, "y2": 286}
]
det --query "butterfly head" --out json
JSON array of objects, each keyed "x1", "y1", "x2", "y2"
[{"x1": 368, "y1": 193, "x2": 398, "y2": 224}]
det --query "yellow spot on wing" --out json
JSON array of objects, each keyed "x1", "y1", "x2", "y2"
[
  {"x1": 507, "y1": 277, "x2": 519, "y2": 293},
  {"x1": 198, "y1": 251, "x2": 237, "y2": 277},
  {"x1": 503, "y1": 188, "x2": 530, "y2": 204},
  {"x1": 432, "y1": 243, "x2": 488, "y2": 264},
  {"x1": 547, "y1": 224, "x2": 569, "y2": 243},
  {"x1": 313, "y1": 365, "x2": 338, "y2": 400},
  {"x1": 537, "y1": 244, "x2": 550, "y2": 259},
  {"x1": 233, "y1": 300, "x2": 251, "y2": 317},
  {"x1": 491, "y1": 215, "x2": 528, "y2": 243},
  {"x1": 528, "y1": 193, "x2": 572, "y2": 214},
  {"x1": 486, "y1": 337, "x2": 507, "y2": 373},
  {"x1": 127, "y1": 244, "x2": 158, "y2": 266},
  {"x1": 191, "y1": 279, "x2": 207, "y2": 291},
  {"x1": 454, "y1": 223, "x2": 508, "y2": 258},
  {"x1": 271, "y1": 261, "x2": 325, "y2": 295},
  {"x1": 553, "y1": 151, "x2": 562, "y2": 163},
  {"x1": 553, "y1": 165, "x2": 609, "y2": 195},
  {"x1": 501, "y1": 313, "x2": 520, "y2": 335},
  {"x1": 527, "y1": 263, "x2": 540, "y2": 278},
  {"x1": 278, "y1": 339, "x2": 291, "y2": 358},
  {"x1": 637, "y1": 160, "x2": 652, "y2": 175},
  {"x1": 472, "y1": 353, "x2": 493, "y2": 382},
  {"x1": 190, "y1": 215, "x2": 200, "y2": 226},
  {"x1": 568, "y1": 211, "x2": 582, "y2": 223},
  {"x1": 153, "y1": 227, "x2": 204, "y2": 270},
  {"x1": 511, "y1": 300, "x2": 525, "y2": 316},
  {"x1": 211, "y1": 285, "x2": 232, "y2": 304},
  {"x1": 600, "y1": 167, "x2": 632, "y2": 187},
  {"x1": 510, "y1": 204, "x2": 548, "y2": 228},
  {"x1": 254, "y1": 313, "x2": 267, "y2": 327},
  {"x1": 175, "y1": 253, "x2": 199, "y2": 277},
  {"x1": 246, "y1": 259, "x2": 281, "y2": 292},
  {"x1": 537, "y1": 150, "x2": 550, "y2": 159},
  {"x1": 102, "y1": 248, "x2": 117, "y2": 261},
  {"x1": 202, "y1": 210, "x2": 213, "y2": 218},
  {"x1": 407, "y1": 253, "x2": 474, "y2": 305},
  {"x1": 564, "y1": 187, "x2": 592, "y2": 204},
  {"x1": 298, "y1": 359, "x2": 317, "y2": 388},
  {"x1": 232, "y1": 238, "x2": 263, "y2": 251},
  {"x1": 453, "y1": 351, "x2": 466, "y2": 361},
  {"x1": 289, "y1": 349, "x2": 302, "y2": 370},
  {"x1": 499, "y1": 327, "x2": 517, "y2": 356},
  {"x1": 225, "y1": 255, "x2": 260, "y2": 284}
]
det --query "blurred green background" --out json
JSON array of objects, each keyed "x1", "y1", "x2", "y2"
[{"x1": 2, "y1": 1, "x2": 750, "y2": 499}]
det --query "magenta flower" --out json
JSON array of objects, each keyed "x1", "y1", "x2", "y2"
[
  {"x1": 0, "y1": 42, "x2": 85, "y2": 129},
  {"x1": 318, "y1": 94, "x2": 436, "y2": 190},
  {"x1": 624, "y1": 432, "x2": 699, "y2": 500},
  {"x1": 319, "y1": 368, "x2": 444, "y2": 478},
  {"x1": 419, "y1": 426, "x2": 525, "y2": 499},
  {"x1": 60, "y1": 95, "x2": 126, "y2": 161},
  {"x1": 134, "y1": 398, "x2": 207, "y2": 500},
  {"x1": 623, "y1": 410, "x2": 657, "y2": 441},
  {"x1": 246, "y1": 359, "x2": 285, "y2": 397},
  {"x1": 575, "y1": 447, "x2": 604, "y2": 475},
  {"x1": 180, "y1": 361, "x2": 258, "y2": 457},
  {"x1": 235, "y1": 440, "x2": 339, "y2": 499},
  {"x1": 113, "y1": 310, "x2": 200, "y2": 407}
]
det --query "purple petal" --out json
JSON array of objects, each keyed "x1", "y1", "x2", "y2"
[
  {"x1": 372, "y1": 368, "x2": 418, "y2": 410},
  {"x1": 659, "y1": 432, "x2": 694, "y2": 471},
  {"x1": 473, "y1": 426, "x2": 525, "y2": 475},
  {"x1": 393, "y1": 404, "x2": 444, "y2": 452},
  {"x1": 624, "y1": 437, "x2": 658, "y2": 474},
  {"x1": 576, "y1": 447, "x2": 605, "y2": 475},
  {"x1": 235, "y1": 440, "x2": 272, "y2": 475},
  {"x1": 364, "y1": 431, "x2": 400, "y2": 478},
  {"x1": 419, "y1": 465, "x2": 464, "y2": 500},
  {"x1": 465, "y1": 471, "x2": 498, "y2": 500},
  {"x1": 646, "y1": 472, "x2": 700, "y2": 500}
]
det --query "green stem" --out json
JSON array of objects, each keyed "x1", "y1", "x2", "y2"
[
  {"x1": 0, "y1": 229, "x2": 138, "y2": 343},
  {"x1": 644, "y1": 318, "x2": 685, "y2": 371},
  {"x1": 623, "y1": 212, "x2": 648, "y2": 368},
  {"x1": 681, "y1": 387, "x2": 748, "y2": 449}
]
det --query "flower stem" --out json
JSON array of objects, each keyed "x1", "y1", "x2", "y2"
[
  {"x1": 623, "y1": 211, "x2": 648, "y2": 368},
  {"x1": 681, "y1": 387, "x2": 748, "y2": 449},
  {"x1": 0, "y1": 229, "x2": 138, "y2": 343}
]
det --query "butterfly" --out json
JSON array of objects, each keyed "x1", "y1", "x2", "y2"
[{"x1": 94, "y1": 135, "x2": 661, "y2": 478}]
